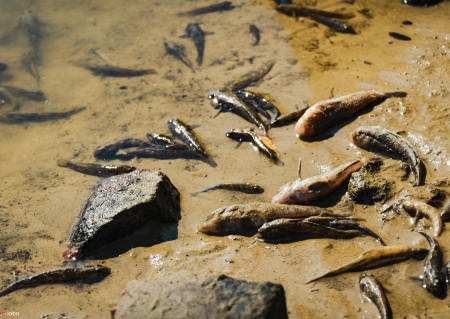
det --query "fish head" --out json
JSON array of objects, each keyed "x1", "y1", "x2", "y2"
[
  {"x1": 271, "y1": 180, "x2": 309, "y2": 204},
  {"x1": 423, "y1": 274, "x2": 446, "y2": 298},
  {"x1": 91, "y1": 264, "x2": 111, "y2": 276},
  {"x1": 257, "y1": 221, "x2": 282, "y2": 239},
  {"x1": 251, "y1": 184, "x2": 265, "y2": 193},
  {"x1": 62, "y1": 247, "x2": 79, "y2": 261},
  {"x1": 225, "y1": 128, "x2": 251, "y2": 141},
  {"x1": 197, "y1": 206, "x2": 240, "y2": 233},
  {"x1": 294, "y1": 106, "x2": 325, "y2": 137},
  {"x1": 258, "y1": 219, "x2": 298, "y2": 239},
  {"x1": 208, "y1": 91, "x2": 222, "y2": 109}
]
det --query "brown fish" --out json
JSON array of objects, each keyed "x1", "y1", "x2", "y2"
[
  {"x1": 4, "y1": 107, "x2": 85, "y2": 123},
  {"x1": 295, "y1": 91, "x2": 407, "y2": 137},
  {"x1": 249, "y1": 24, "x2": 261, "y2": 46},
  {"x1": 191, "y1": 182, "x2": 264, "y2": 196},
  {"x1": 275, "y1": 5, "x2": 355, "y2": 19},
  {"x1": 88, "y1": 65, "x2": 156, "y2": 77},
  {"x1": 226, "y1": 60, "x2": 276, "y2": 91},
  {"x1": 94, "y1": 138, "x2": 151, "y2": 159},
  {"x1": 57, "y1": 159, "x2": 137, "y2": 177},
  {"x1": 178, "y1": 1, "x2": 234, "y2": 16},
  {"x1": 402, "y1": 200, "x2": 443, "y2": 237},
  {"x1": 270, "y1": 105, "x2": 308, "y2": 127},
  {"x1": 308, "y1": 14, "x2": 356, "y2": 34},
  {"x1": 359, "y1": 274, "x2": 392, "y2": 319}
]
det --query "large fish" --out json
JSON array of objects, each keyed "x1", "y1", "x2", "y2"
[
  {"x1": 402, "y1": 200, "x2": 443, "y2": 237},
  {"x1": 359, "y1": 274, "x2": 392, "y2": 319}
]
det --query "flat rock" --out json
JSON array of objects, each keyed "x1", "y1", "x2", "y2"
[
  {"x1": 63, "y1": 169, "x2": 180, "y2": 260},
  {"x1": 111, "y1": 275, "x2": 288, "y2": 319}
]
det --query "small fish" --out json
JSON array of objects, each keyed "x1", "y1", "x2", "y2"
[
  {"x1": 402, "y1": 200, "x2": 443, "y2": 237},
  {"x1": 306, "y1": 245, "x2": 429, "y2": 283},
  {"x1": 4, "y1": 107, "x2": 85, "y2": 123},
  {"x1": 197, "y1": 202, "x2": 350, "y2": 234},
  {"x1": 94, "y1": 138, "x2": 152, "y2": 159},
  {"x1": 350, "y1": 126, "x2": 424, "y2": 186},
  {"x1": 0, "y1": 265, "x2": 110, "y2": 297},
  {"x1": 164, "y1": 41, "x2": 195, "y2": 73},
  {"x1": 208, "y1": 90, "x2": 268, "y2": 135},
  {"x1": 235, "y1": 90, "x2": 280, "y2": 126},
  {"x1": 295, "y1": 91, "x2": 407, "y2": 137},
  {"x1": 19, "y1": 10, "x2": 41, "y2": 51},
  {"x1": 226, "y1": 128, "x2": 283, "y2": 166},
  {"x1": 1, "y1": 85, "x2": 46, "y2": 101},
  {"x1": 0, "y1": 63, "x2": 8, "y2": 73},
  {"x1": 191, "y1": 182, "x2": 264, "y2": 196},
  {"x1": 122, "y1": 146, "x2": 199, "y2": 160},
  {"x1": 183, "y1": 23, "x2": 206, "y2": 66},
  {"x1": 225, "y1": 60, "x2": 276, "y2": 91},
  {"x1": 272, "y1": 160, "x2": 363, "y2": 204},
  {"x1": 178, "y1": 1, "x2": 234, "y2": 16},
  {"x1": 21, "y1": 51, "x2": 40, "y2": 84},
  {"x1": 249, "y1": 24, "x2": 260, "y2": 46},
  {"x1": 87, "y1": 65, "x2": 157, "y2": 77},
  {"x1": 275, "y1": 5, "x2": 355, "y2": 19},
  {"x1": 0, "y1": 87, "x2": 19, "y2": 111},
  {"x1": 417, "y1": 231, "x2": 446, "y2": 298},
  {"x1": 257, "y1": 218, "x2": 362, "y2": 240},
  {"x1": 57, "y1": 159, "x2": 137, "y2": 177},
  {"x1": 389, "y1": 32, "x2": 411, "y2": 41},
  {"x1": 359, "y1": 274, "x2": 392, "y2": 319},
  {"x1": 270, "y1": 105, "x2": 308, "y2": 127},
  {"x1": 168, "y1": 118, "x2": 216, "y2": 167},
  {"x1": 308, "y1": 14, "x2": 356, "y2": 34},
  {"x1": 146, "y1": 132, "x2": 189, "y2": 150}
]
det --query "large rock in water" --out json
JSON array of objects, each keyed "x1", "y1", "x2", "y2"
[
  {"x1": 111, "y1": 275, "x2": 288, "y2": 319},
  {"x1": 63, "y1": 170, "x2": 180, "y2": 260}
]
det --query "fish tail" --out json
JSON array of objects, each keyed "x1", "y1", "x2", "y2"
[
  {"x1": 274, "y1": 158, "x2": 284, "y2": 166},
  {"x1": 196, "y1": 55, "x2": 203, "y2": 66},
  {"x1": 385, "y1": 91, "x2": 407, "y2": 98},
  {"x1": 145, "y1": 69, "x2": 157, "y2": 75},
  {"x1": 190, "y1": 191, "x2": 202, "y2": 197},
  {"x1": 57, "y1": 158, "x2": 69, "y2": 167}
]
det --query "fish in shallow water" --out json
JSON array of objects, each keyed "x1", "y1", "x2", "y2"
[
  {"x1": 351, "y1": 126, "x2": 424, "y2": 186},
  {"x1": 235, "y1": 90, "x2": 280, "y2": 126},
  {"x1": 208, "y1": 90, "x2": 268, "y2": 135},
  {"x1": 57, "y1": 159, "x2": 137, "y2": 177},
  {"x1": 226, "y1": 128, "x2": 283, "y2": 166},
  {"x1": 272, "y1": 159, "x2": 363, "y2": 204},
  {"x1": 19, "y1": 10, "x2": 41, "y2": 50},
  {"x1": 249, "y1": 24, "x2": 260, "y2": 46},
  {"x1": 402, "y1": 200, "x2": 443, "y2": 237},
  {"x1": 197, "y1": 203, "x2": 350, "y2": 234},
  {"x1": 0, "y1": 63, "x2": 8, "y2": 73},
  {"x1": 295, "y1": 91, "x2": 407, "y2": 137},
  {"x1": 164, "y1": 41, "x2": 195, "y2": 73},
  {"x1": 0, "y1": 265, "x2": 110, "y2": 297},
  {"x1": 191, "y1": 182, "x2": 264, "y2": 196},
  {"x1": 168, "y1": 118, "x2": 216, "y2": 167},
  {"x1": 389, "y1": 32, "x2": 411, "y2": 41},
  {"x1": 306, "y1": 245, "x2": 429, "y2": 283},
  {"x1": 1, "y1": 85, "x2": 46, "y2": 101},
  {"x1": 275, "y1": 5, "x2": 355, "y2": 19},
  {"x1": 225, "y1": 60, "x2": 276, "y2": 91},
  {"x1": 308, "y1": 14, "x2": 356, "y2": 34},
  {"x1": 94, "y1": 138, "x2": 151, "y2": 159},
  {"x1": 359, "y1": 274, "x2": 392, "y2": 319},
  {"x1": 146, "y1": 131, "x2": 189, "y2": 150},
  {"x1": 88, "y1": 65, "x2": 156, "y2": 77},
  {"x1": 4, "y1": 107, "x2": 85, "y2": 123},
  {"x1": 178, "y1": 1, "x2": 234, "y2": 16},
  {"x1": 417, "y1": 231, "x2": 446, "y2": 298},
  {"x1": 183, "y1": 23, "x2": 206, "y2": 66}
]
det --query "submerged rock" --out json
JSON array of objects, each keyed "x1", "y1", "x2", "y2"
[
  {"x1": 111, "y1": 275, "x2": 288, "y2": 319},
  {"x1": 63, "y1": 170, "x2": 181, "y2": 260}
]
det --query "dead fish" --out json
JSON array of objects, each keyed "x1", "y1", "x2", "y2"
[
  {"x1": 257, "y1": 218, "x2": 362, "y2": 240},
  {"x1": 402, "y1": 200, "x2": 443, "y2": 237},
  {"x1": 417, "y1": 231, "x2": 446, "y2": 298},
  {"x1": 1, "y1": 85, "x2": 46, "y2": 101},
  {"x1": 270, "y1": 104, "x2": 308, "y2": 127},
  {"x1": 389, "y1": 32, "x2": 411, "y2": 41},
  {"x1": 164, "y1": 41, "x2": 195, "y2": 73},
  {"x1": 235, "y1": 90, "x2": 280, "y2": 126},
  {"x1": 178, "y1": 1, "x2": 234, "y2": 16},
  {"x1": 225, "y1": 60, "x2": 276, "y2": 91},
  {"x1": 87, "y1": 65, "x2": 157, "y2": 77},
  {"x1": 303, "y1": 216, "x2": 386, "y2": 246},
  {"x1": 226, "y1": 128, "x2": 283, "y2": 166},
  {"x1": 275, "y1": 5, "x2": 355, "y2": 19},
  {"x1": 359, "y1": 274, "x2": 392, "y2": 319},
  {"x1": 308, "y1": 14, "x2": 356, "y2": 34},
  {"x1": 57, "y1": 159, "x2": 137, "y2": 177},
  {"x1": 4, "y1": 107, "x2": 85, "y2": 123},
  {"x1": 249, "y1": 24, "x2": 260, "y2": 46},
  {"x1": 168, "y1": 118, "x2": 216, "y2": 167},
  {"x1": 306, "y1": 245, "x2": 429, "y2": 283},
  {"x1": 0, "y1": 265, "x2": 110, "y2": 297},
  {"x1": 208, "y1": 90, "x2": 268, "y2": 135},
  {"x1": 197, "y1": 202, "x2": 350, "y2": 234},
  {"x1": 191, "y1": 182, "x2": 264, "y2": 196},
  {"x1": 146, "y1": 131, "x2": 189, "y2": 150},
  {"x1": 19, "y1": 10, "x2": 41, "y2": 51},
  {"x1": 351, "y1": 126, "x2": 424, "y2": 186},
  {"x1": 272, "y1": 160, "x2": 363, "y2": 204},
  {"x1": 94, "y1": 138, "x2": 152, "y2": 159},
  {"x1": 295, "y1": 91, "x2": 407, "y2": 137},
  {"x1": 182, "y1": 23, "x2": 206, "y2": 66}
]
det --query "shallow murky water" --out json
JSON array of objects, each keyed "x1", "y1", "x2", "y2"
[{"x1": 1, "y1": 0, "x2": 450, "y2": 318}]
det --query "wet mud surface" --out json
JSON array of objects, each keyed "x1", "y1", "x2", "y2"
[{"x1": 0, "y1": 0, "x2": 450, "y2": 318}]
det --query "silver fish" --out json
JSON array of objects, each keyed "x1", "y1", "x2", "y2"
[{"x1": 359, "y1": 274, "x2": 392, "y2": 319}]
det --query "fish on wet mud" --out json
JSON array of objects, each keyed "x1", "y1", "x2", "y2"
[
  {"x1": 168, "y1": 117, "x2": 216, "y2": 167},
  {"x1": 177, "y1": 1, "x2": 234, "y2": 16},
  {"x1": 94, "y1": 138, "x2": 152, "y2": 159},
  {"x1": 389, "y1": 32, "x2": 411, "y2": 41},
  {"x1": 191, "y1": 182, "x2": 264, "y2": 196},
  {"x1": 306, "y1": 245, "x2": 429, "y2": 283},
  {"x1": 0, "y1": 265, "x2": 110, "y2": 297},
  {"x1": 122, "y1": 146, "x2": 200, "y2": 160},
  {"x1": 270, "y1": 104, "x2": 308, "y2": 127},
  {"x1": 3, "y1": 107, "x2": 86, "y2": 123},
  {"x1": 351, "y1": 126, "x2": 424, "y2": 186},
  {"x1": 146, "y1": 131, "x2": 189, "y2": 150},
  {"x1": 257, "y1": 218, "x2": 363, "y2": 240},
  {"x1": 1, "y1": 85, "x2": 46, "y2": 101},
  {"x1": 208, "y1": 90, "x2": 268, "y2": 135},
  {"x1": 19, "y1": 10, "x2": 41, "y2": 50},
  {"x1": 272, "y1": 159, "x2": 363, "y2": 204},
  {"x1": 275, "y1": 5, "x2": 355, "y2": 19},
  {"x1": 402, "y1": 200, "x2": 443, "y2": 237},
  {"x1": 225, "y1": 60, "x2": 276, "y2": 91},
  {"x1": 295, "y1": 91, "x2": 407, "y2": 138},
  {"x1": 249, "y1": 24, "x2": 260, "y2": 46},
  {"x1": 88, "y1": 65, "x2": 157, "y2": 77},
  {"x1": 235, "y1": 90, "x2": 280, "y2": 126},
  {"x1": 57, "y1": 159, "x2": 137, "y2": 177},
  {"x1": 182, "y1": 23, "x2": 207, "y2": 66},
  {"x1": 359, "y1": 274, "x2": 392, "y2": 319},
  {"x1": 308, "y1": 14, "x2": 356, "y2": 34},
  {"x1": 164, "y1": 41, "x2": 195, "y2": 73},
  {"x1": 197, "y1": 202, "x2": 350, "y2": 234},
  {"x1": 417, "y1": 231, "x2": 446, "y2": 298}
]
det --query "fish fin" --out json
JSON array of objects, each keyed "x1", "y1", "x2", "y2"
[
  {"x1": 179, "y1": 34, "x2": 189, "y2": 38},
  {"x1": 203, "y1": 31, "x2": 215, "y2": 36},
  {"x1": 258, "y1": 134, "x2": 280, "y2": 156},
  {"x1": 274, "y1": 158, "x2": 284, "y2": 166},
  {"x1": 190, "y1": 191, "x2": 201, "y2": 197},
  {"x1": 385, "y1": 91, "x2": 407, "y2": 98},
  {"x1": 57, "y1": 158, "x2": 69, "y2": 167},
  {"x1": 297, "y1": 158, "x2": 302, "y2": 180},
  {"x1": 235, "y1": 141, "x2": 243, "y2": 149},
  {"x1": 213, "y1": 107, "x2": 222, "y2": 118}
]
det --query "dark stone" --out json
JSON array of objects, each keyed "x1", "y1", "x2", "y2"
[
  {"x1": 111, "y1": 275, "x2": 288, "y2": 319},
  {"x1": 63, "y1": 170, "x2": 180, "y2": 260}
]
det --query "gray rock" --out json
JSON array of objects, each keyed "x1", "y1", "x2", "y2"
[
  {"x1": 63, "y1": 169, "x2": 180, "y2": 260},
  {"x1": 111, "y1": 275, "x2": 288, "y2": 319}
]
